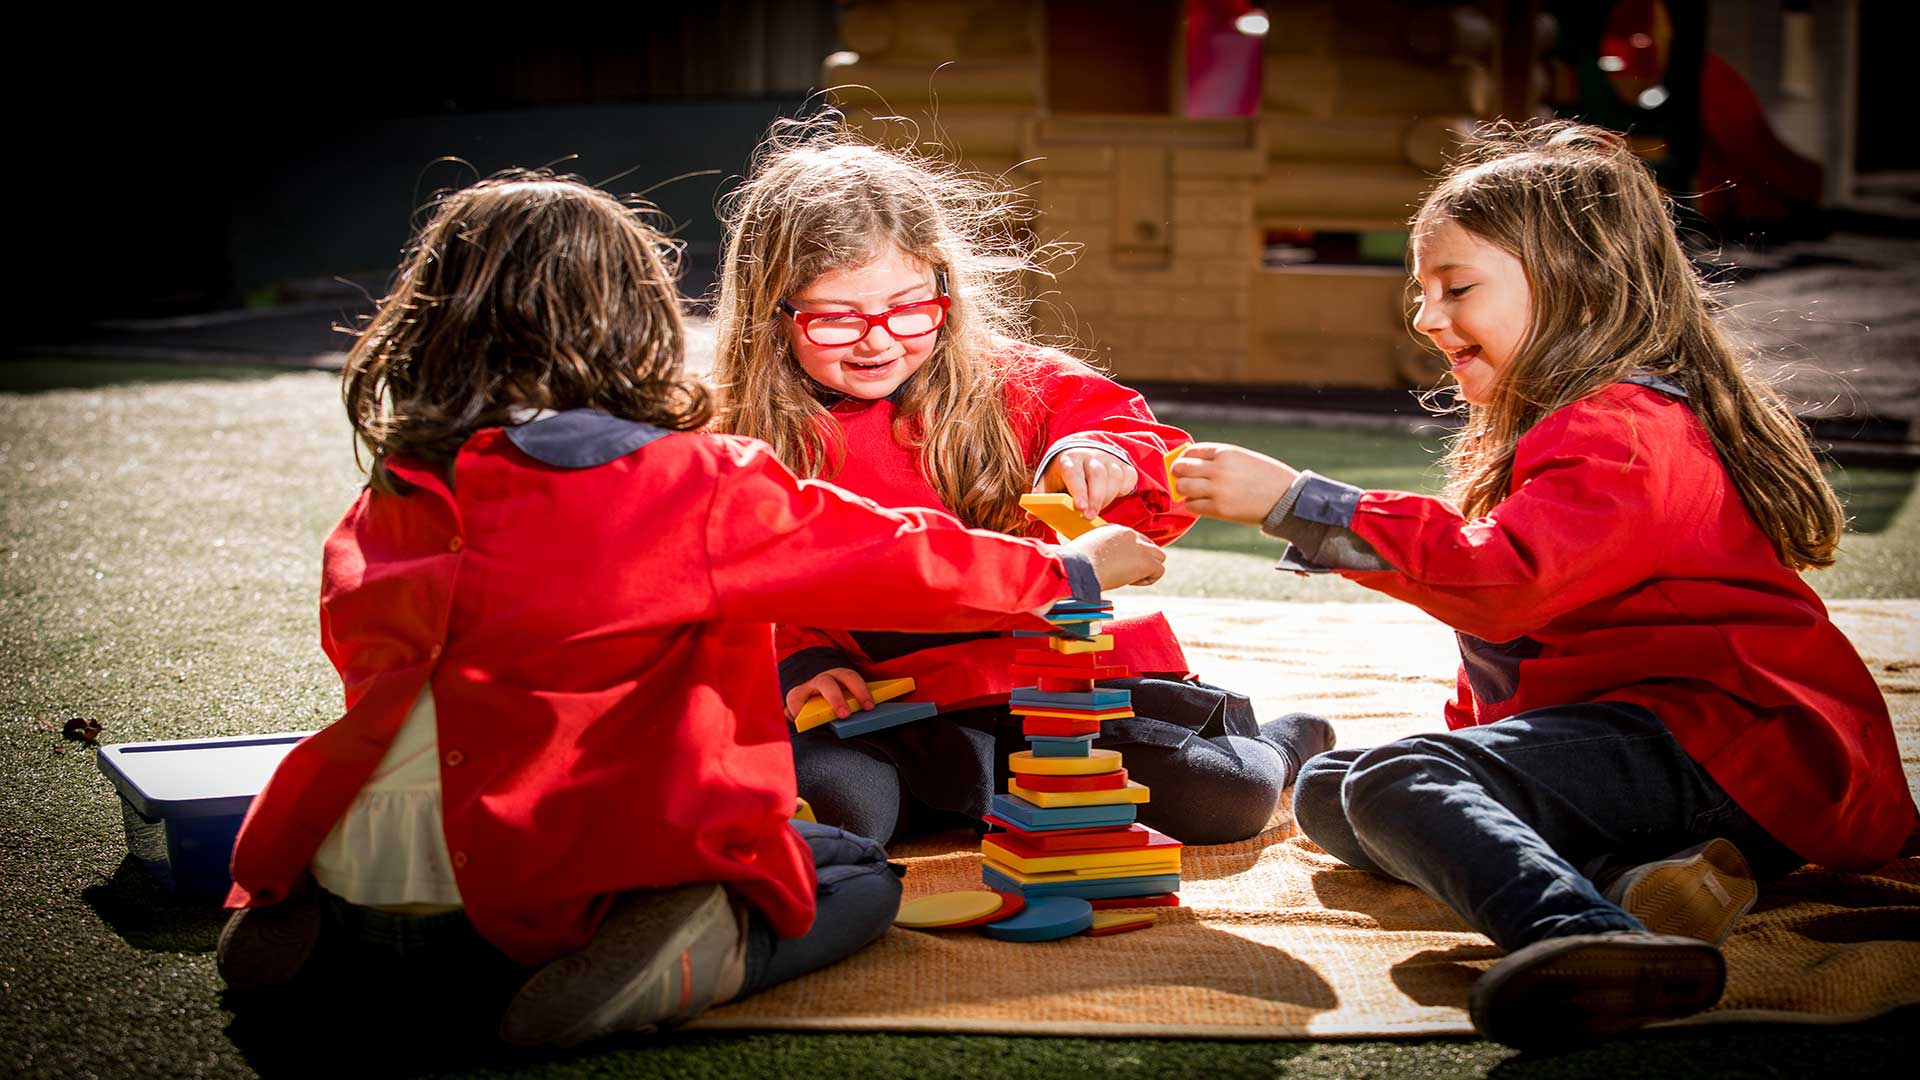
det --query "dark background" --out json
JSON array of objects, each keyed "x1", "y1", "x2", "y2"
[
  {"x1": 9, "y1": 1, "x2": 1910, "y2": 336},
  {"x1": 9, "y1": 5, "x2": 841, "y2": 332}
]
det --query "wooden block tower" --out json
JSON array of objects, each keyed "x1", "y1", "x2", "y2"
[{"x1": 977, "y1": 496, "x2": 1183, "y2": 906}]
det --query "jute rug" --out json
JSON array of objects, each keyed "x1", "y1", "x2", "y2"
[{"x1": 688, "y1": 598, "x2": 1920, "y2": 1037}]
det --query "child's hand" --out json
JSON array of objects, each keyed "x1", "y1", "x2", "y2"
[
  {"x1": 1038, "y1": 448, "x2": 1137, "y2": 518},
  {"x1": 1071, "y1": 523, "x2": 1166, "y2": 589},
  {"x1": 785, "y1": 668, "x2": 873, "y2": 721},
  {"x1": 1170, "y1": 443, "x2": 1300, "y2": 526}
]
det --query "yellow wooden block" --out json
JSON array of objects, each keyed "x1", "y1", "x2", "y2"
[
  {"x1": 792, "y1": 797, "x2": 816, "y2": 823},
  {"x1": 1006, "y1": 748, "x2": 1124, "y2": 776},
  {"x1": 1009, "y1": 778, "x2": 1151, "y2": 808},
  {"x1": 894, "y1": 890, "x2": 1005, "y2": 928},
  {"x1": 983, "y1": 859, "x2": 1175, "y2": 885},
  {"x1": 1019, "y1": 493, "x2": 1107, "y2": 540},
  {"x1": 1091, "y1": 910, "x2": 1158, "y2": 933},
  {"x1": 1164, "y1": 444, "x2": 1190, "y2": 501},
  {"x1": 1048, "y1": 635, "x2": 1114, "y2": 655},
  {"x1": 792, "y1": 677, "x2": 917, "y2": 733},
  {"x1": 982, "y1": 839, "x2": 1181, "y2": 876}
]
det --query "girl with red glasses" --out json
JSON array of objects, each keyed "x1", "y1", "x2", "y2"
[{"x1": 711, "y1": 121, "x2": 1333, "y2": 849}]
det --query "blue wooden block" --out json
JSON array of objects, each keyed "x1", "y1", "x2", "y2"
[
  {"x1": 1028, "y1": 734, "x2": 1097, "y2": 757},
  {"x1": 1048, "y1": 620, "x2": 1110, "y2": 640},
  {"x1": 96, "y1": 732, "x2": 313, "y2": 897},
  {"x1": 828, "y1": 700, "x2": 938, "y2": 738},
  {"x1": 990, "y1": 793, "x2": 1137, "y2": 830},
  {"x1": 1010, "y1": 688, "x2": 1131, "y2": 708},
  {"x1": 1046, "y1": 599, "x2": 1113, "y2": 614},
  {"x1": 982, "y1": 896, "x2": 1093, "y2": 942},
  {"x1": 982, "y1": 865, "x2": 1182, "y2": 901}
]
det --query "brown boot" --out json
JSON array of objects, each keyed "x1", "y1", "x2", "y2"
[
  {"x1": 216, "y1": 896, "x2": 323, "y2": 992},
  {"x1": 1468, "y1": 931, "x2": 1725, "y2": 1050}
]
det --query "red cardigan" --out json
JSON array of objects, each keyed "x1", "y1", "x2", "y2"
[
  {"x1": 776, "y1": 347, "x2": 1197, "y2": 705},
  {"x1": 226, "y1": 416, "x2": 1092, "y2": 965},
  {"x1": 1283, "y1": 382, "x2": 1914, "y2": 871}
]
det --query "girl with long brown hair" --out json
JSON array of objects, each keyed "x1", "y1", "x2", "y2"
[
  {"x1": 710, "y1": 121, "x2": 1333, "y2": 849},
  {"x1": 215, "y1": 171, "x2": 1167, "y2": 1047},
  {"x1": 1173, "y1": 120, "x2": 1914, "y2": 1050}
]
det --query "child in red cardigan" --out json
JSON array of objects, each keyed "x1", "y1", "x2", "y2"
[
  {"x1": 710, "y1": 123, "x2": 1332, "y2": 847},
  {"x1": 216, "y1": 172, "x2": 1165, "y2": 1047},
  {"x1": 1174, "y1": 121, "x2": 1915, "y2": 1050}
]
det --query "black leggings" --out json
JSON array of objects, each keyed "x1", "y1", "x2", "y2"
[{"x1": 796, "y1": 711, "x2": 1330, "y2": 846}]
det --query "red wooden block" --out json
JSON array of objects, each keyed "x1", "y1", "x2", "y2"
[
  {"x1": 985, "y1": 825, "x2": 1181, "y2": 865},
  {"x1": 1087, "y1": 893, "x2": 1181, "y2": 910},
  {"x1": 981, "y1": 816, "x2": 1156, "y2": 852},
  {"x1": 1012, "y1": 768, "x2": 1130, "y2": 792},
  {"x1": 1020, "y1": 715, "x2": 1102, "y2": 737},
  {"x1": 1036, "y1": 677, "x2": 1096, "y2": 693},
  {"x1": 1009, "y1": 666, "x2": 1132, "y2": 686},
  {"x1": 1011, "y1": 649, "x2": 1114, "y2": 671}
]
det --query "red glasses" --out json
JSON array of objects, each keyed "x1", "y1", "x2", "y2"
[{"x1": 780, "y1": 295, "x2": 951, "y2": 347}]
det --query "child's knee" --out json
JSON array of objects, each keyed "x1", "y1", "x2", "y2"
[
  {"x1": 1291, "y1": 751, "x2": 1353, "y2": 842},
  {"x1": 794, "y1": 819, "x2": 890, "y2": 868},
  {"x1": 815, "y1": 859, "x2": 903, "y2": 949},
  {"x1": 1341, "y1": 738, "x2": 1455, "y2": 829}
]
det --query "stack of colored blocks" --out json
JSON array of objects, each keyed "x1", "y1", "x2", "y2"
[{"x1": 979, "y1": 597, "x2": 1182, "y2": 906}]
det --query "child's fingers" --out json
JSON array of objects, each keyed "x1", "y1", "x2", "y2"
[
  {"x1": 1061, "y1": 460, "x2": 1092, "y2": 515},
  {"x1": 1088, "y1": 460, "x2": 1130, "y2": 513},
  {"x1": 1169, "y1": 456, "x2": 1215, "y2": 487},
  {"x1": 1171, "y1": 475, "x2": 1213, "y2": 501},
  {"x1": 831, "y1": 669, "x2": 875, "y2": 711},
  {"x1": 808, "y1": 674, "x2": 853, "y2": 718}
]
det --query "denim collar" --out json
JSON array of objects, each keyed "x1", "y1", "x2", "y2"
[
  {"x1": 1621, "y1": 372, "x2": 1689, "y2": 399},
  {"x1": 504, "y1": 409, "x2": 671, "y2": 468}
]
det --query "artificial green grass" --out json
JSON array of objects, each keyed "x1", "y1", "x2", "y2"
[{"x1": 3, "y1": 360, "x2": 1915, "y2": 1079}]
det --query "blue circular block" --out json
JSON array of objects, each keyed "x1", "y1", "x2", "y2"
[{"x1": 982, "y1": 896, "x2": 1093, "y2": 942}]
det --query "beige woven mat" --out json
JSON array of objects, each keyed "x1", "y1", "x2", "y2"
[{"x1": 689, "y1": 598, "x2": 1920, "y2": 1038}]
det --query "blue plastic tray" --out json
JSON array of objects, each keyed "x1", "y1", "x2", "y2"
[{"x1": 96, "y1": 732, "x2": 311, "y2": 897}]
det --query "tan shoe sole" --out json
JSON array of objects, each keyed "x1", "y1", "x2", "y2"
[{"x1": 1617, "y1": 838, "x2": 1757, "y2": 946}]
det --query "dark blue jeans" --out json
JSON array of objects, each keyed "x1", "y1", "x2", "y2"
[
  {"x1": 317, "y1": 820, "x2": 900, "y2": 1009},
  {"x1": 1291, "y1": 702, "x2": 1802, "y2": 952},
  {"x1": 739, "y1": 819, "x2": 902, "y2": 995}
]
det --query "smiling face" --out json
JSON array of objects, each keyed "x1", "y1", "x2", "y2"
[
  {"x1": 784, "y1": 247, "x2": 943, "y2": 400},
  {"x1": 1411, "y1": 219, "x2": 1533, "y2": 406}
]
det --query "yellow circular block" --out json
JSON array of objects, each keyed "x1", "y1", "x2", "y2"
[
  {"x1": 1007, "y1": 748, "x2": 1124, "y2": 776},
  {"x1": 895, "y1": 890, "x2": 1006, "y2": 929}
]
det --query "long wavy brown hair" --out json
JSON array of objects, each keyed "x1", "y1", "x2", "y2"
[
  {"x1": 709, "y1": 119, "x2": 1078, "y2": 535},
  {"x1": 341, "y1": 170, "x2": 710, "y2": 492},
  {"x1": 1414, "y1": 120, "x2": 1843, "y2": 570}
]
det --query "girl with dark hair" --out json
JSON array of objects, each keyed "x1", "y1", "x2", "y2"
[{"x1": 214, "y1": 171, "x2": 1167, "y2": 1047}]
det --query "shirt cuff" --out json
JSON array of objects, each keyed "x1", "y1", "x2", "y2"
[
  {"x1": 1260, "y1": 471, "x2": 1393, "y2": 572},
  {"x1": 1048, "y1": 546, "x2": 1104, "y2": 603},
  {"x1": 1032, "y1": 437, "x2": 1136, "y2": 487},
  {"x1": 778, "y1": 647, "x2": 856, "y2": 695}
]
